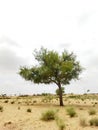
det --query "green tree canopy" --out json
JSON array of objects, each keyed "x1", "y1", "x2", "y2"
[{"x1": 19, "y1": 47, "x2": 83, "y2": 106}]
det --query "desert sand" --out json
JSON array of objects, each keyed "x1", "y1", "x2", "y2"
[{"x1": 0, "y1": 94, "x2": 98, "y2": 130}]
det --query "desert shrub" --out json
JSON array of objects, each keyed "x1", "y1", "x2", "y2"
[
  {"x1": 68, "y1": 101, "x2": 71, "y2": 104},
  {"x1": 4, "y1": 100, "x2": 9, "y2": 103},
  {"x1": 81, "y1": 98, "x2": 84, "y2": 101},
  {"x1": 89, "y1": 118, "x2": 98, "y2": 126},
  {"x1": 27, "y1": 108, "x2": 32, "y2": 112},
  {"x1": 79, "y1": 107, "x2": 84, "y2": 110},
  {"x1": 41, "y1": 110, "x2": 56, "y2": 121},
  {"x1": 89, "y1": 109, "x2": 96, "y2": 115},
  {"x1": 18, "y1": 106, "x2": 20, "y2": 110},
  {"x1": 4, "y1": 121, "x2": 12, "y2": 126},
  {"x1": 33, "y1": 100, "x2": 37, "y2": 103},
  {"x1": 56, "y1": 87, "x2": 65, "y2": 96},
  {"x1": 66, "y1": 107, "x2": 76, "y2": 117},
  {"x1": 93, "y1": 104, "x2": 95, "y2": 107},
  {"x1": 11, "y1": 101, "x2": 15, "y2": 104},
  {"x1": 41, "y1": 95, "x2": 53, "y2": 103},
  {"x1": 42, "y1": 93, "x2": 49, "y2": 96},
  {"x1": 41, "y1": 98, "x2": 46, "y2": 103},
  {"x1": 0, "y1": 106, "x2": 3, "y2": 112},
  {"x1": 56, "y1": 118, "x2": 65, "y2": 130},
  {"x1": 94, "y1": 118, "x2": 98, "y2": 126},
  {"x1": 80, "y1": 118, "x2": 87, "y2": 127},
  {"x1": 64, "y1": 98, "x2": 67, "y2": 101}
]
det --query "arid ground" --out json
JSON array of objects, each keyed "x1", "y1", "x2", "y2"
[{"x1": 0, "y1": 94, "x2": 98, "y2": 130}]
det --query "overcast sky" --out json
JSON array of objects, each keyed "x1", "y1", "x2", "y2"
[{"x1": 0, "y1": 0, "x2": 98, "y2": 95}]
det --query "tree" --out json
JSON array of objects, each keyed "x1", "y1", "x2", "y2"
[
  {"x1": 87, "y1": 89, "x2": 90, "y2": 93},
  {"x1": 56, "y1": 87, "x2": 65, "y2": 96},
  {"x1": 19, "y1": 47, "x2": 83, "y2": 106}
]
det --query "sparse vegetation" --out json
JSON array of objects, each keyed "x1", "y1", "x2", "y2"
[
  {"x1": 41, "y1": 110, "x2": 56, "y2": 121},
  {"x1": 33, "y1": 100, "x2": 37, "y2": 103},
  {"x1": 11, "y1": 101, "x2": 15, "y2": 104},
  {"x1": 56, "y1": 118, "x2": 66, "y2": 130},
  {"x1": 0, "y1": 106, "x2": 3, "y2": 112},
  {"x1": 27, "y1": 108, "x2": 32, "y2": 112},
  {"x1": 18, "y1": 106, "x2": 20, "y2": 110},
  {"x1": 80, "y1": 118, "x2": 87, "y2": 127},
  {"x1": 0, "y1": 94, "x2": 98, "y2": 130},
  {"x1": 4, "y1": 100, "x2": 9, "y2": 103},
  {"x1": 66, "y1": 107, "x2": 77, "y2": 117},
  {"x1": 4, "y1": 121, "x2": 12, "y2": 126},
  {"x1": 79, "y1": 107, "x2": 84, "y2": 110},
  {"x1": 56, "y1": 87, "x2": 65, "y2": 96},
  {"x1": 41, "y1": 95, "x2": 53, "y2": 103},
  {"x1": 89, "y1": 118, "x2": 98, "y2": 126},
  {"x1": 89, "y1": 109, "x2": 96, "y2": 115}
]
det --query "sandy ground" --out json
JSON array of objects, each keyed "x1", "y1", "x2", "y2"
[{"x1": 0, "y1": 94, "x2": 98, "y2": 130}]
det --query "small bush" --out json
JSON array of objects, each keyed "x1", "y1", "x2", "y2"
[
  {"x1": 4, "y1": 121, "x2": 12, "y2": 126},
  {"x1": 27, "y1": 108, "x2": 32, "y2": 112},
  {"x1": 89, "y1": 118, "x2": 98, "y2": 126},
  {"x1": 89, "y1": 109, "x2": 96, "y2": 115},
  {"x1": 56, "y1": 87, "x2": 65, "y2": 96},
  {"x1": 11, "y1": 101, "x2": 15, "y2": 104},
  {"x1": 4, "y1": 100, "x2": 9, "y2": 103},
  {"x1": 66, "y1": 107, "x2": 76, "y2": 117},
  {"x1": 18, "y1": 107, "x2": 20, "y2": 110},
  {"x1": 33, "y1": 100, "x2": 37, "y2": 103},
  {"x1": 0, "y1": 106, "x2": 3, "y2": 112},
  {"x1": 79, "y1": 107, "x2": 84, "y2": 110},
  {"x1": 56, "y1": 118, "x2": 65, "y2": 130},
  {"x1": 41, "y1": 110, "x2": 56, "y2": 121},
  {"x1": 80, "y1": 118, "x2": 87, "y2": 127},
  {"x1": 18, "y1": 102, "x2": 21, "y2": 104},
  {"x1": 41, "y1": 95, "x2": 53, "y2": 103},
  {"x1": 41, "y1": 93, "x2": 49, "y2": 96}
]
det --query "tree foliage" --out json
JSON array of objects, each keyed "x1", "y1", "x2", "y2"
[
  {"x1": 56, "y1": 87, "x2": 65, "y2": 96},
  {"x1": 19, "y1": 47, "x2": 83, "y2": 106}
]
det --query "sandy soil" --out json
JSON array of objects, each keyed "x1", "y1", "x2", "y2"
[{"x1": 0, "y1": 94, "x2": 98, "y2": 130}]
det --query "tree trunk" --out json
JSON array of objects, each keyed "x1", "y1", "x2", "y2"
[{"x1": 58, "y1": 83, "x2": 64, "y2": 106}]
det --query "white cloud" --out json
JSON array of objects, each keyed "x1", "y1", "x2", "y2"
[{"x1": 0, "y1": 0, "x2": 98, "y2": 95}]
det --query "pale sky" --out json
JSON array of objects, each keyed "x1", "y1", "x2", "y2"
[{"x1": 0, "y1": 0, "x2": 98, "y2": 95}]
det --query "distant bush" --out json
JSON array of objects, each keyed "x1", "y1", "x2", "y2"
[
  {"x1": 56, "y1": 87, "x2": 65, "y2": 96},
  {"x1": 18, "y1": 107, "x2": 20, "y2": 110},
  {"x1": 89, "y1": 118, "x2": 98, "y2": 126},
  {"x1": 41, "y1": 110, "x2": 56, "y2": 121},
  {"x1": 79, "y1": 107, "x2": 84, "y2": 110},
  {"x1": 27, "y1": 108, "x2": 32, "y2": 113},
  {"x1": 66, "y1": 107, "x2": 76, "y2": 117},
  {"x1": 33, "y1": 100, "x2": 37, "y2": 103},
  {"x1": 18, "y1": 102, "x2": 21, "y2": 104},
  {"x1": 89, "y1": 109, "x2": 96, "y2": 115},
  {"x1": 4, "y1": 121, "x2": 12, "y2": 126},
  {"x1": 4, "y1": 100, "x2": 9, "y2": 103},
  {"x1": 0, "y1": 106, "x2": 3, "y2": 112},
  {"x1": 41, "y1": 95, "x2": 53, "y2": 103},
  {"x1": 56, "y1": 118, "x2": 65, "y2": 130},
  {"x1": 18, "y1": 94, "x2": 29, "y2": 97},
  {"x1": 11, "y1": 101, "x2": 15, "y2": 104},
  {"x1": 80, "y1": 118, "x2": 87, "y2": 127},
  {"x1": 93, "y1": 104, "x2": 95, "y2": 107},
  {"x1": 41, "y1": 93, "x2": 49, "y2": 96}
]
